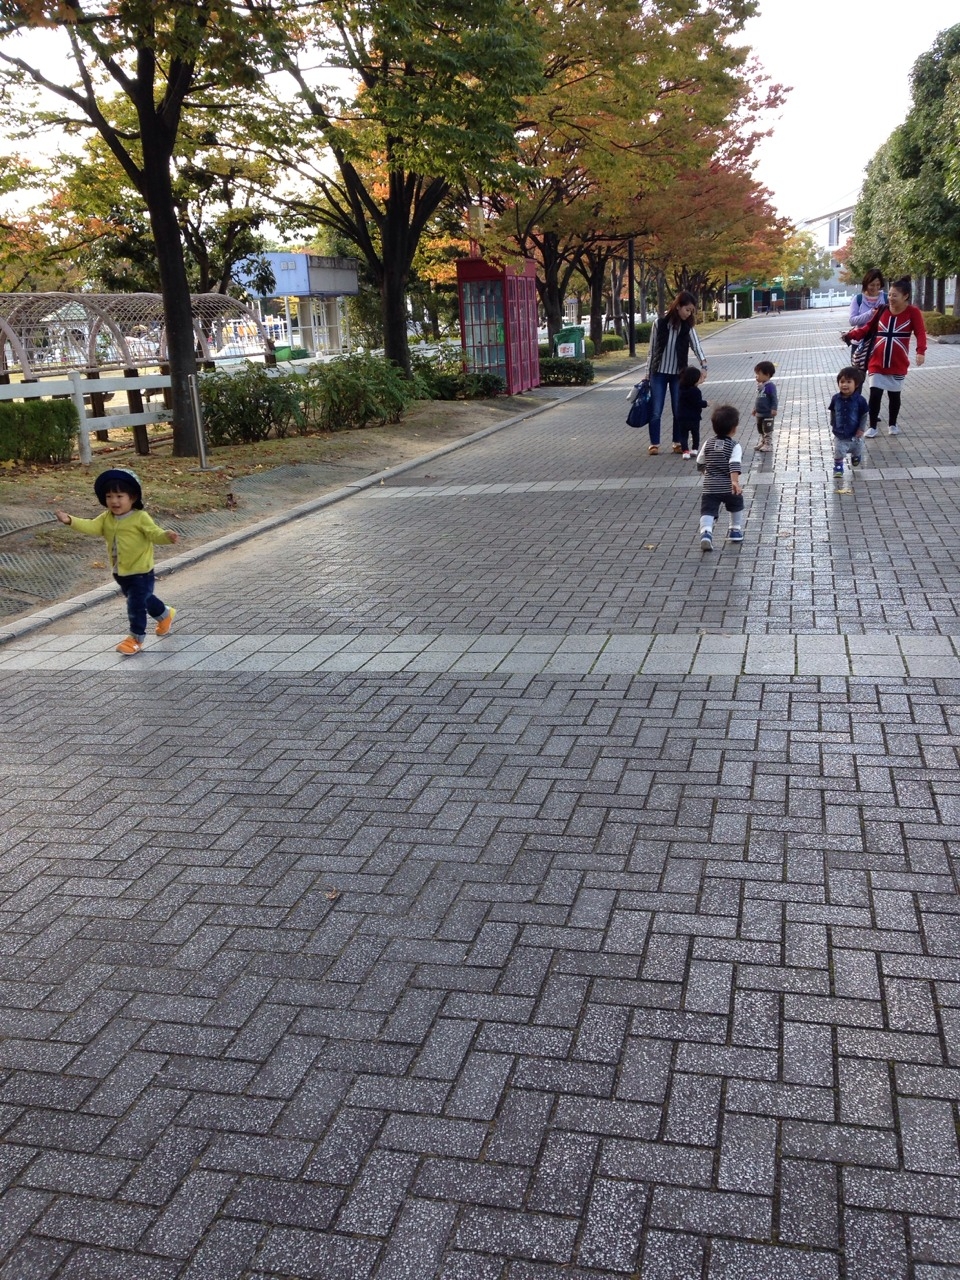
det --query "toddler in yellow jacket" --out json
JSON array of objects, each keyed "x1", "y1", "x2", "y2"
[{"x1": 56, "y1": 468, "x2": 180, "y2": 655}]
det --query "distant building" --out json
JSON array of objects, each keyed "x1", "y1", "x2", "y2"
[
  {"x1": 798, "y1": 205, "x2": 855, "y2": 292},
  {"x1": 243, "y1": 253, "x2": 360, "y2": 356}
]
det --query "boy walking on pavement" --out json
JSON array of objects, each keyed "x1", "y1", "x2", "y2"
[
  {"x1": 753, "y1": 361, "x2": 778, "y2": 451},
  {"x1": 56, "y1": 468, "x2": 179, "y2": 655},
  {"x1": 829, "y1": 367, "x2": 869, "y2": 478},
  {"x1": 696, "y1": 405, "x2": 743, "y2": 551}
]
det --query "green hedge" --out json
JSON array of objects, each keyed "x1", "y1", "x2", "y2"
[
  {"x1": 0, "y1": 399, "x2": 78, "y2": 464},
  {"x1": 600, "y1": 335, "x2": 626, "y2": 352},
  {"x1": 410, "y1": 350, "x2": 504, "y2": 400},
  {"x1": 633, "y1": 322, "x2": 653, "y2": 344},
  {"x1": 922, "y1": 312, "x2": 960, "y2": 336},
  {"x1": 199, "y1": 354, "x2": 418, "y2": 446},
  {"x1": 538, "y1": 357, "x2": 595, "y2": 386}
]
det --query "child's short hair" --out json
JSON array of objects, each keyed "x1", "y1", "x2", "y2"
[
  {"x1": 711, "y1": 405, "x2": 739, "y2": 437},
  {"x1": 754, "y1": 360, "x2": 776, "y2": 378},
  {"x1": 678, "y1": 365, "x2": 701, "y2": 389},
  {"x1": 837, "y1": 366, "x2": 863, "y2": 386}
]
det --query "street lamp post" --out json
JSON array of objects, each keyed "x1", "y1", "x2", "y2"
[{"x1": 627, "y1": 237, "x2": 636, "y2": 358}]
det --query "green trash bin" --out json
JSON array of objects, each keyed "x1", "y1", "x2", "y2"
[{"x1": 554, "y1": 326, "x2": 585, "y2": 358}]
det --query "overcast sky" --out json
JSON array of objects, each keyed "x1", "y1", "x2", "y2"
[{"x1": 741, "y1": 0, "x2": 958, "y2": 223}]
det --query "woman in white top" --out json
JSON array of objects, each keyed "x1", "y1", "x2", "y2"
[{"x1": 645, "y1": 291, "x2": 708, "y2": 456}]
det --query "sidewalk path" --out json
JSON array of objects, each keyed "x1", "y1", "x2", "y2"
[{"x1": 2, "y1": 309, "x2": 960, "y2": 1278}]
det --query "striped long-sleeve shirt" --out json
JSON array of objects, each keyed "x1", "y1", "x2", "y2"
[{"x1": 650, "y1": 322, "x2": 708, "y2": 376}]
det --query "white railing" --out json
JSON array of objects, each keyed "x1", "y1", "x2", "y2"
[
  {"x1": 0, "y1": 371, "x2": 170, "y2": 465},
  {"x1": 808, "y1": 291, "x2": 855, "y2": 309},
  {"x1": 0, "y1": 345, "x2": 466, "y2": 463}
]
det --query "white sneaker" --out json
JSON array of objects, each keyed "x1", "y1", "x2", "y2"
[
  {"x1": 864, "y1": 427, "x2": 878, "y2": 438},
  {"x1": 682, "y1": 451, "x2": 691, "y2": 460},
  {"x1": 888, "y1": 424, "x2": 900, "y2": 436}
]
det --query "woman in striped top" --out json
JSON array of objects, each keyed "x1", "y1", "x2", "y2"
[{"x1": 645, "y1": 291, "x2": 709, "y2": 455}]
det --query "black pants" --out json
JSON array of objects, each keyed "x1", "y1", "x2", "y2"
[{"x1": 868, "y1": 386, "x2": 901, "y2": 427}]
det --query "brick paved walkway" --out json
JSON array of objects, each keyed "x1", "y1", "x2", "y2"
[{"x1": 3, "y1": 309, "x2": 960, "y2": 1278}]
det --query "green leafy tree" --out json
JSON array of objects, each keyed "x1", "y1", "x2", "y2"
[
  {"x1": 849, "y1": 24, "x2": 960, "y2": 307},
  {"x1": 776, "y1": 230, "x2": 831, "y2": 290},
  {"x1": 49, "y1": 117, "x2": 277, "y2": 295},
  {"x1": 0, "y1": 0, "x2": 291, "y2": 454},
  {"x1": 256, "y1": 0, "x2": 544, "y2": 374}
]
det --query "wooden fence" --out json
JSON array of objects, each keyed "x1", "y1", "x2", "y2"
[{"x1": 0, "y1": 370, "x2": 171, "y2": 465}]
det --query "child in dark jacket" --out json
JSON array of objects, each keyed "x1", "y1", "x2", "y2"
[
  {"x1": 673, "y1": 365, "x2": 709, "y2": 459},
  {"x1": 829, "y1": 367, "x2": 869, "y2": 477}
]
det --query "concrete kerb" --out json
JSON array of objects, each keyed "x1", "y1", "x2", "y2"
[{"x1": 0, "y1": 362, "x2": 645, "y2": 647}]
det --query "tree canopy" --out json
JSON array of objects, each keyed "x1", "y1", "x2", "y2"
[
  {"x1": 848, "y1": 22, "x2": 960, "y2": 294},
  {"x1": 255, "y1": 0, "x2": 545, "y2": 372},
  {"x1": 0, "y1": 0, "x2": 791, "y2": 398}
]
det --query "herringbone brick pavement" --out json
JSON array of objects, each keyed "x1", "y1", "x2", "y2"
[{"x1": 2, "y1": 310, "x2": 960, "y2": 1278}]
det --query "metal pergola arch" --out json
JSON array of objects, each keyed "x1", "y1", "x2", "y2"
[{"x1": 0, "y1": 292, "x2": 272, "y2": 380}]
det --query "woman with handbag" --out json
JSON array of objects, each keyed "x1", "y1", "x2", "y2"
[
  {"x1": 848, "y1": 269, "x2": 887, "y2": 327},
  {"x1": 645, "y1": 291, "x2": 708, "y2": 456},
  {"x1": 843, "y1": 276, "x2": 926, "y2": 437}
]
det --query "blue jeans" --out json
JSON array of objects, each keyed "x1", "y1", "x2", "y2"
[
  {"x1": 649, "y1": 372, "x2": 680, "y2": 446},
  {"x1": 114, "y1": 571, "x2": 167, "y2": 639}
]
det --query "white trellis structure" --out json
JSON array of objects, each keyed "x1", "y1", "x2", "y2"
[{"x1": 0, "y1": 291, "x2": 273, "y2": 380}]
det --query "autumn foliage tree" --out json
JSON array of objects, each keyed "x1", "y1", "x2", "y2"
[
  {"x1": 636, "y1": 159, "x2": 789, "y2": 304},
  {"x1": 0, "y1": 0, "x2": 296, "y2": 454},
  {"x1": 484, "y1": 0, "x2": 784, "y2": 346}
]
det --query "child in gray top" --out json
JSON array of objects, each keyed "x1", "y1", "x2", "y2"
[{"x1": 696, "y1": 405, "x2": 743, "y2": 551}]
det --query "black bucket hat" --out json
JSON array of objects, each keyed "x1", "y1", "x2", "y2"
[{"x1": 94, "y1": 468, "x2": 143, "y2": 510}]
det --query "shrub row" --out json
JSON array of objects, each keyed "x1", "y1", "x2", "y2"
[
  {"x1": 0, "y1": 399, "x2": 78, "y2": 464},
  {"x1": 538, "y1": 357, "x2": 595, "y2": 386},
  {"x1": 539, "y1": 328, "x2": 648, "y2": 357},
  {"x1": 199, "y1": 351, "x2": 509, "y2": 447},
  {"x1": 922, "y1": 312, "x2": 960, "y2": 336},
  {"x1": 199, "y1": 354, "x2": 416, "y2": 446},
  {"x1": 411, "y1": 350, "x2": 504, "y2": 400}
]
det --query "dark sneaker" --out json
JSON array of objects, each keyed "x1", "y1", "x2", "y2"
[
  {"x1": 700, "y1": 530, "x2": 713, "y2": 552},
  {"x1": 851, "y1": 456, "x2": 861, "y2": 467},
  {"x1": 833, "y1": 464, "x2": 844, "y2": 476},
  {"x1": 728, "y1": 528, "x2": 744, "y2": 542}
]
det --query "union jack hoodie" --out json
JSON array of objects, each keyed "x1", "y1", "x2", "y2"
[{"x1": 848, "y1": 305, "x2": 927, "y2": 376}]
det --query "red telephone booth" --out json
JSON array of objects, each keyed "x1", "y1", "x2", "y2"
[{"x1": 456, "y1": 258, "x2": 540, "y2": 395}]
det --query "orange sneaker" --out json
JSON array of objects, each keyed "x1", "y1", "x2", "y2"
[
  {"x1": 116, "y1": 636, "x2": 143, "y2": 655},
  {"x1": 155, "y1": 607, "x2": 176, "y2": 637}
]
